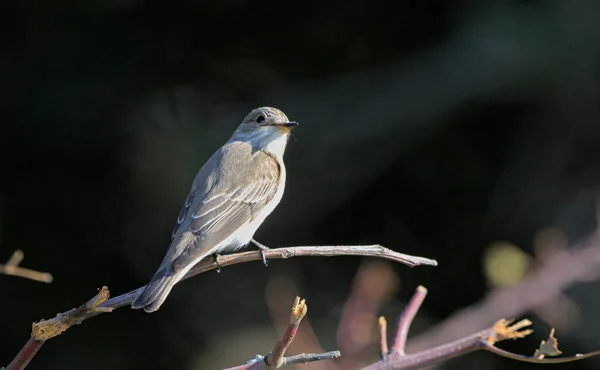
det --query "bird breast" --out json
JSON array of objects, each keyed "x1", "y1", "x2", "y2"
[{"x1": 229, "y1": 161, "x2": 286, "y2": 251}]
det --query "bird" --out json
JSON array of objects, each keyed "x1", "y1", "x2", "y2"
[{"x1": 131, "y1": 106, "x2": 298, "y2": 313}]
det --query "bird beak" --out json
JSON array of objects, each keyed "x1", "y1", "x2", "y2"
[{"x1": 279, "y1": 121, "x2": 299, "y2": 128}]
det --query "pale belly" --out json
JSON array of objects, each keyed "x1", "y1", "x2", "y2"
[{"x1": 227, "y1": 170, "x2": 286, "y2": 252}]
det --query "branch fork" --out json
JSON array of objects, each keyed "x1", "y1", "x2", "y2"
[
  {"x1": 0, "y1": 250, "x2": 53, "y2": 283},
  {"x1": 224, "y1": 297, "x2": 341, "y2": 369}
]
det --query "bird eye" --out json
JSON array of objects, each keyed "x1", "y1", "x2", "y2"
[{"x1": 256, "y1": 115, "x2": 266, "y2": 124}]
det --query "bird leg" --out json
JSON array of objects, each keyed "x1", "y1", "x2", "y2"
[
  {"x1": 213, "y1": 253, "x2": 223, "y2": 273},
  {"x1": 251, "y1": 239, "x2": 270, "y2": 266}
]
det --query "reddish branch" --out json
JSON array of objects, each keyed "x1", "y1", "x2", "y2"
[
  {"x1": 5, "y1": 287, "x2": 111, "y2": 370},
  {"x1": 391, "y1": 286, "x2": 427, "y2": 355},
  {"x1": 3, "y1": 245, "x2": 435, "y2": 370},
  {"x1": 408, "y1": 230, "x2": 600, "y2": 354},
  {"x1": 224, "y1": 297, "x2": 341, "y2": 369},
  {"x1": 361, "y1": 286, "x2": 600, "y2": 370}
]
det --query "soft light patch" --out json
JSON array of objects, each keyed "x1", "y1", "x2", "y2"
[{"x1": 484, "y1": 241, "x2": 532, "y2": 287}]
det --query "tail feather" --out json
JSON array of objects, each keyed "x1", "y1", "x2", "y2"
[{"x1": 132, "y1": 269, "x2": 184, "y2": 312}]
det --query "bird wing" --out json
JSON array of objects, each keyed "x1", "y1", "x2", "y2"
[{"x1": 168, "y1": 141, "x2": 281, "y2": 272}]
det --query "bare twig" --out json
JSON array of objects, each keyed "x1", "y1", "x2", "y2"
[
  {"x1": 362, "y1": 286, "x2": 600, "y2": 369},
  {"x1": 391, "y1": 285, "x2": 427, "y2": 355},
  {"x1": 268, "y1": 297, "x2": 308, "y2": 367},
  {"x1": 223, "y1": 297, "x2": 341, "y2": 369},
  {"x1": 0, "y1": 250, "x2": 52, "y2": 283},
  {"x1": 101, "y1": 245, "x2": 436, "y2": 312},
  {"x1": 379, "y1": 317, "x2": 388, "y2": 359},
  {"x1": 408, "y1": 230, "x2": 600, "y2": 353},
  {"x1": 5, "y1": 287, "x2": 111, "y2": 370},
  {"x1": 2, "y1": 338, "x2": 44, "y2": 370},
  {"x1": 4, "y1": 245, "x2": 434, "y2": 370},
  {"x1": 362, "y1": 294, "x2": 535, "y2": 370}
]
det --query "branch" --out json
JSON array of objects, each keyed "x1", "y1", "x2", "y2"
[
  {"x1": 379, "y1": 317, "x2": 388, "y2": 359},
  {"x1": 3, "y1": 245, "x2": 434, "y2": 369},
  {"x1": 408, "y1": 230, "x2": 600, "y2": 353},
  {"x1": 0, "y1": 250, "x2": 53, "y2": 283},
  {"x1": 222, "y1": 297, "x2": 341, "y2": 369},
  {"x1": 4, "y1": 287, "x2": 111, "y2": 370},
  {"x1": 103, "y1": 245, "x2": 435, "y2": 312},
  {"x1": 391, "y1": 285, "x2": 427, "y2": 355},
  {"x1": 265, "y1": 274, "x2": 329, "y2": 364},
  {"x1": 362, "y1": 286, "x2": 600, "y2": 370}
]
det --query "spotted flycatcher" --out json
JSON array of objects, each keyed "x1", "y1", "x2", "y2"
[{"x1": 132, "y1": 106, "x2": 298, "y2": 312}]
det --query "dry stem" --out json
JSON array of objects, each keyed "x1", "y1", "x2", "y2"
[
  {"x1": 223, "y1": 297, "x2": 341, "y2": 369},
  {"x1": 0, "y1": 250, "x2": 52, "y2": 283},
  {"x1": 391, "y1": 285, "x2": 427, "y2": 355},
  {"x1": 3, "y1": 245, "x2": 434, "y2": 370},
  {"x1": 408, "y1": 230, "x2": 600, "y2": 353},
  {"x1": 362, "y1": 286, "x2": 600, "y2": 370},
  {"x1": 5, "y1": 287, "x2": 111, "y2": 370}
]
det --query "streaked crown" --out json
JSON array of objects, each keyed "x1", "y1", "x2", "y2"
[{"x1": 242, "y1": 107, "x2": 290, "y2": 126}]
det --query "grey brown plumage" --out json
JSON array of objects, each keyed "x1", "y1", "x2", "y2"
[{"x1": 132, "y1": 107, "x2": 296, "y2": 312}]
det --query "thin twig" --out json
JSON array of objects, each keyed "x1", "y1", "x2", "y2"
[
  {"x1": 0, "y1": 250, "x2": 53, "y2": 283},
  {"x1": 225, "y1": 352, "x2": 342, "y2": 370},
  {"x1": 223, "y1": 297, "x2": 340, "y2": 369},
  {"x1": 408, "y1": 230, "x2": 600, "y2": 353},
  {"x1": 363, "y1": 286, "x2": 600, "y2": 369},
  {"x1": 361, "y1": 318, "x2": 531, "y2": 370},
  {"x1": 5, "y1": 287, "x2": 111, "y2": 370},
  {"x1": 391, "y1": 286, "x2": 427, "y2": 355},
  {"x1": 265, "y1": 275, "x2": 329, "y2": 369},
  {"x1": 30, "y1": 286, "x2": 112, "y2": 341},
  {"x1": 3, "y1": 338, "x2": 44, "y2": 370},
  {"x1": 379, "y1": 317, "x2": 388, "y2": 359},
  {"x1": 268, "y1": 297, "x2": 308, "y2": 367},
  {"x1": 100, "y1": 245, "x2": 436, "y2": 312},
  {"x1": 484, "y1": 344, "x2": 600, "y2": 363}
]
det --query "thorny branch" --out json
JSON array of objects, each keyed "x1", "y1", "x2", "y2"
[
  {"x1": 0, "y1": 250, "x2": 52, "y2": 283},
  {"x1": 3, "y1": 245, "x2": 435, "y2": 370},
  {"x1": 223, "y1": 297, "x2": 341, "y2": 369}
]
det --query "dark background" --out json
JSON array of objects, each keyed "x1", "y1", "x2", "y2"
[{"x1": 2, "y1": 0, "x2": 600, "y2": 369}]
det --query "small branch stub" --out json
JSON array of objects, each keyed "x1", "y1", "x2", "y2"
[
  {"x1": 266, "y1": 296, "x2": 308, "y2": 367},
  {"x1": 379, "y1": 317, "x2": 388, "y2": 358},
  {"x1": 535, "y1": 328, "x2": 562, "y2": 359},
  {"x1": 224, "y1": 297, "x2": 340, "y2": 370},
  {"x1": 32, "y1": 286, "x2": 113, "y2": 341},
  {"x1": 0, "y1": 250, "x2": 53, "y2": 283}
]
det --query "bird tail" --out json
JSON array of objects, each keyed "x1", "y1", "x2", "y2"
[{"x1": 131, "y1": 268, "x2": 186, "y2": 313}]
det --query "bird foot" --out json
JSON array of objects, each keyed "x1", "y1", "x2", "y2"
[
  {"x1": 251, "y1": 239, "x2": 270, "y2": 267},
  {"x1": 213, "y1": 253, "x2": 223, "y2": 273}
]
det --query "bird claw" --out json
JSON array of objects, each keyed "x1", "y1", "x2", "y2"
[
  {"x1": 251, "y1": 239, "x2": 270, "y2": 267},
  {"x1": 213, "y1": 253, "x2": 223, "y2": 273}
]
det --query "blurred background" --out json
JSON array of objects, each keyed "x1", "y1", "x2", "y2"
[{"x1": 2, "y1": 0, "x2": 600, "y2": 369}]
